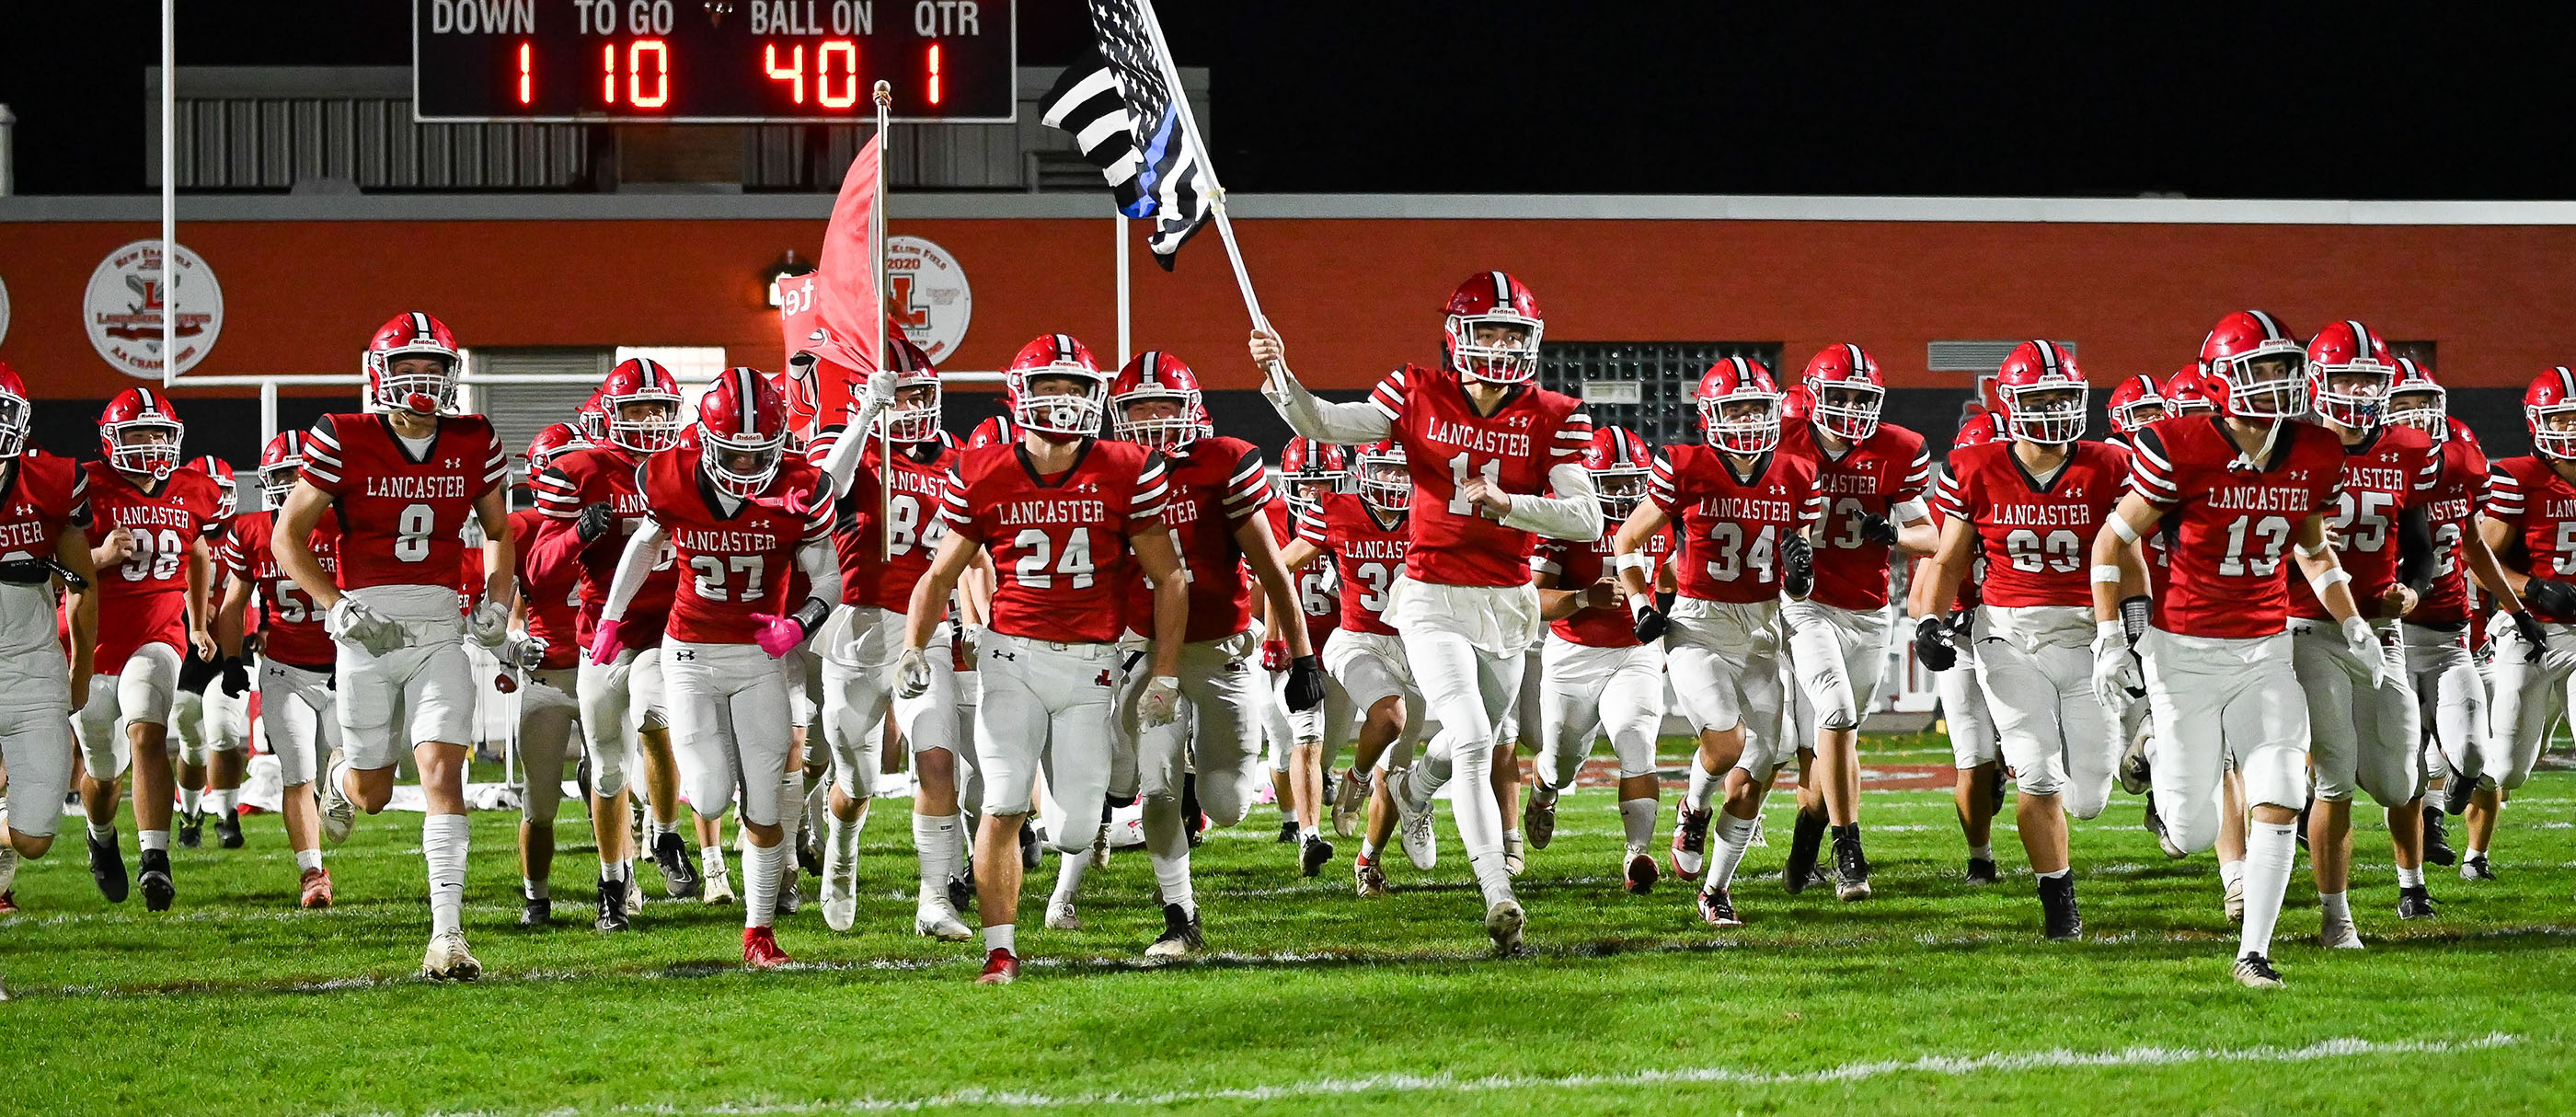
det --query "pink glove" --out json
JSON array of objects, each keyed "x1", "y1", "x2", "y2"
[
  {"x1": 752, "y1": 613, "x2": 806, "y2": 658},
  {"x1": 587, "y1": 618, "x2": 623, "y2": 665}
]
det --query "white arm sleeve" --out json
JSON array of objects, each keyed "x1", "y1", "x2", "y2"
[
  {"x1": 599, "y1": 520, "x2": 666, "y2": 624},
  {"x1": 814, "y1": 427, "x2": 868, "y2": 501},
  {"x1": 1501, "y1": 462, "x2": 1605, "y2": 543},
  {"x1": 1260, "y1": 366, "x2": 1392, "y2": 444},
  {"x1": 796, "y1": 539, "x2": 841, "y2": 608}
]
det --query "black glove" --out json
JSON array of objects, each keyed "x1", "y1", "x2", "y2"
[
  {"x1": 1631, "y1": 598, "x2": 1670, "y2": 644},
  {"x1": 1284, "y1": 654, "x2": 1326, "y2": 712},
  {"x1": 2511, "y1": 609, "x2": 2549, "y2": 663},
  {"x1": 1782, "y1": 533, "x2": 1815, "y2": 598},
  {"x1": 0, "y1": 558, "x2": 52, "y2": 585},
  {"x1": 2524, "y1": 578, "x2": 2576, "y2": 619},
  {"x1": 219, "y1": 656, "x2": 250, "y2": 698},
  {"x1": 575, "y1": 501, "x2": 616, "y2": 544},
  {"x1": 1915, "y1": 616, "x2": 1957, "y2": 672},
  {"x1": 2119, "y1": 595, "x2": 2152, "y2": 647},
  {"x1": 1857, "y1": 512, "x2": 1901, "y2": 547}
]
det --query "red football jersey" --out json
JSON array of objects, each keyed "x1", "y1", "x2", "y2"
[
  {"x1": 638, "y1": 449, "x2": 832, "y2": 645},
  {"x1": 2411, "y1": 435, "x2": 2490, "y2": 627},
  {"x1": 531, "y1": 443, "x2": 679, "y2": 651},
  {"x1": 1535, "y1": 524, "x2": 1673, "y2": 647},
  {"x1": 301, "y1": 413, "x2": 505, "y2": 592},
  {"x1": 1650, "y1": 443, "x2": 1825, "y2": 605},
  {"x1": 1777, "y1": 420, "x2": 1932, "y2": 611},
  {"x1": 1365, "y1": 363, "x2": 1592, "y2": 587},
  {"x1": 218, "y1": 510, "x2": 339, "y2": 670},
  {"x1": 939, "y1": 438, "x2": 1166, "y2": 645},
  {"x1": 0, "y1": 455, "x2": 90, "y2": 669},
  {"x1": 2482, "y1": 455, "x2": 2576, "y2": 623},
  {"x1": 1919, "y1": 493, "x2": 1982, "y2": 611},
  {"x1": 966, "y1": 414, "x2": 1018, "y2": 450},
  {"x1": 2286, "y1": 426, "x2": 2440, "y2": 621},
  {"x1": 2129, "y1": 417, "x2": 2346, "y2": 638},
  {"x1": 1121, "y1": 435, "x2": 1270, "y2": 642},
  {"x1": 83, "y1": 462, "x2": 225, "y2": 666},
  {"x1": 507, "y1": 509, "x2": 581, "y2": 669},
  {"x1": 1271, "y1": 496, "x2": 1338, "y2": 652},
  {"x1": 1294, "y1": 492, "x2": 1410, "y2": 637},
  {"x1": 807, "y1": 426, "x2": 961, "y2": 612},
  {"x1": 1934, "y1": 441, "x2": 2132, "y2": 609}
]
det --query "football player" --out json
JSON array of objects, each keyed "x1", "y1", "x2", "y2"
[
  {"x1": 1526, "y1": 426, "x2": 1673, "y2": 892},
  {"x1": 170, "y1": 455, "x2": 247, "y2": 852},
  {"x1": 899, "y1": 334, "x2": 1190, "y2": 984},
  {"x1": 503, "y1": 423, "x2": 593, "y2": 927},
  {"x1": 0, "y1": 363, "x2": 98, "y2": 915},
  {"x1": 1777, "y1": 344, "x2": 1937, "y2": 901},
  {"x1": 1912, "y1": 410, "x2": 2006, "y2": 886},
  {"x1": 527, "y1": 359, "x2": 704, "y2": 902},
  {"x1": 1616, "y1": 358, "x2": 1823, "y2": 927},
  {"x1": 1917, "y1": 341, "x2": 2129, "y2": 939},
  {"x1": 73, "y1": 388, "x2": 226, "y2": 910},
  {"x1": 214, "y1": 432, "x2": 345, "y2": 908},
  {"x1": 594, "y1": 369, "x2": 840, "y2": 969},
  {"x1": 277, "y1": 312, "x2": 513, "y2": 979},
  {"x1": 2465, "y1": 366, "x2": 2576, "y2": 881},
  {"x1": 2091, "y1": 310, "x2": 2379, "y2": 987},
  {"x1": 1281, "y1": 440, "x2": 1426, "y2": 896},
  {"x1": 1275, "y1": 439, "x2": 1358, "y2": 839},
  {"x1": 1257, "y1": 271, "x2": 1603, "y2": 954}
]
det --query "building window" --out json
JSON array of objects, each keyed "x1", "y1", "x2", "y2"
[{"x1": 1538, "y1": 342, "x2": 1783, "y2": 448}]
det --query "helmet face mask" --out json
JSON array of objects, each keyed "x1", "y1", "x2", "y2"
[
  {"x1": 375, "y1": 354, "x2": 457, "y2": 417},
  {"x1": 2216, "y1": 351, "x2": 2308, "y2": 418},
  {"x1": 1111, "y1": 393, "x2": 1202, "y2": 450},
  {"x1": 2385, "y1": 387, "x2": 2444, "y2": 435},
  {"x1": 1354, "y1": 444, "x2": 1411, "y2": 513},
  {"x1": 879, "y1": 382, "x2": 943, "y2": 443},
  {"x1": 1811, "y1": 383, "x2": 1884, "y2": 441},
  {"x1": 2005, "y1": 385, "x2": 2087, "y2": 443},
  {"x1": 1697, "y1": 357, "x2": 1784, "y2": 455},
  {"x1": 697, "y1": 369, "x2": 789, "y2": 498},
  {"x1": 109, "y1": 421, "x2": 183, "y2": 478},
  {"x1": 1442, "y1": 271, "x2": 1545, "y2": 386},
  {"x1": 1014, "y1": 371, "x2": 1109, "y2": 439},
  {"x1": 2312, "y1": 366, "x2": 2392, "y2": 428},
  {"x1": 1281, "y1": 438, "x2": 1346, "y2": 516}
]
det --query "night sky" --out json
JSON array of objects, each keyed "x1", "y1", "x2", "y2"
[{"x1": 0, "y1": 3, "x2": 2563, "y2": 199}]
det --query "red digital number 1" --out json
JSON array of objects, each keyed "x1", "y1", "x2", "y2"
[
  {"x1": 927, "y1": 43, "x2": 941, "y2": 105},
  {"x1": 518, "y1": 41, "x2": 533, "y2": 105}
]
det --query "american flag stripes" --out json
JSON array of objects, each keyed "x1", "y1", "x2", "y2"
[{"x1": 1041, "y1": 0, "x2": 1213, "y2": 271}]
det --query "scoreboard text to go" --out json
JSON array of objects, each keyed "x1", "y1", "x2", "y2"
[{"x1": 414, "y1": 0, "x2": 1017, "y2": 122}]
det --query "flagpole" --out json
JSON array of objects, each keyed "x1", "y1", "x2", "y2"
[
  {"x1": 873, "y1": 79, "x2": 893, "y2": 564},
  {"x1": 1115, "y1": 213, "x2": 1131, "y2": 365},
  {"x1": 1132, "y1": 0, "x2": 1270, "y2": 335}
]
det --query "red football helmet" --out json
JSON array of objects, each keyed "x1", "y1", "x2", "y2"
[
  {"x1": 2306, "y1": 318, "x2": 2396, "y2": 428},
  {"x1": 259, "y1": 431, "x2": 308, "y2": 508},
  {"x1": 2104, "y1": 374, "x2": 2168, "y2": 436},
  {"x1": 2386, "y1": 357, "x2": 2445, "y2": 438},
  {"x1": 1993, "y1": 340, "x2": 2087, "y2": 444},
  {"x1": 574, "y1": 390, "x2": 609, "y2": 443},
  {"x1": 1005, "y1": 334, "x2": 1109, "y2": 439},
  {"x1": 1584, "y1": 426, "x2": 1653, "y2": 520},
  {"x1": 98, "y1": 387, "x2": 184, "y2": 479},
  {"x1": 524, "y1": 422, "x2": 590, "y2": 473},
  {"x1": 876, "y1": 337, "x2": 944, "y2": 443},
  {"x1": 599, "y1": 358, "x2": 684, "y2": 455},
  {"x1": 2446, "y1": 415, "x2": 2478, "y2": 447},
  {"x1": 364, "y1": 312, "x2": 462, "y2": 416},
  {"x1": 1697, "y1": 355, "x2": 1784, "y2": 455},
  {"x1": 1353, "y1": 439, "x2": 1412, "y2": 514},
  {"x1": 2200, "y1": 309, "x2": 2305, "y2": 419},
  {"x1": 2162, "y1": 363, "x2": 2219, "y2": 417},
  {"x1": 697, "y1": 367, "x2": 792, "y2": 498},
  {"x1": 1109, "y1": 351, "x2": 1210, "y2": 451},
  {"x1": 1802, "y1": 344, "x2": 1885, "y2": 441},
  {"x1": 1443, "y1": 271, "x2": 1545, "y2": 385},
  {"x1": 0, "y1": 362, "x2": 29, "y2": 459},
  {"x1": 1956, "y1": 410, "x2": 2008, "y2": 447},
  {"x1": 1280, "y1": 436, "x2": 1348, "y2": 515},
  {"x1": 188, "y1": 455, "x2": 238, "y2": 518},
  {"x1": 2525, "y1": 367, "x2": 2576, "y2": 460},
  {"x1": 1781, "y1": 379, "x2": 1815, "y2": 423}
]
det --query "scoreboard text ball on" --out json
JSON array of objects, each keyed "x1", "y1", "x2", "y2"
[{"x1": 414, "y1": 0, "x2": 1017, "y2": 122}]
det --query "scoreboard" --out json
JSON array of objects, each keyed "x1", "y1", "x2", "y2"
[{"x1": 413, "y1": 0, "x2": 1016, "y2": 122}]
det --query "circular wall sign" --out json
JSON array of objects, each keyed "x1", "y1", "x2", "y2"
[
  {"x1": 884, "y1": 235, "x2": 971, "y2": 363},
  {"x1": 85, "y1": 239, "x2": 224, "y2": 378}
]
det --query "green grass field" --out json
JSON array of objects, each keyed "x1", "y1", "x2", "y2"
[{"x1": 8, "y1": 735, "x2": 2576, "y2": 1114}]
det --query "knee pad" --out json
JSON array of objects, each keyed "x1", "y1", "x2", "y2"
[
  {"x1": 2239, "y1": 744, "x2": 2312, "y2": 812},
  {"x1": 586, "y1": 743, "x2": 629, "y2": 799},
  {"x1": 2015, "y1": 754, "x2": 2067, "y2": 800}
]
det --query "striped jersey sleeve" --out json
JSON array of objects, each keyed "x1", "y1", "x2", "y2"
[
  {"x1": 1217, "y1": 446, "x2": 1269, "y2": 524},
  {"x1": 533, "y1": 465, "x2": 583, "y2": 519},
  {"x1": 1551, "y1": 409, "x2": 1594, "y2": 462},
  {"x1": 216, "y1": 522, "x2": 251, "y2": 579},
  {"x1": 1294, "y1": 502, "x2": 1329, "y2": 547},
  {"x1": 2410, "y1": 442, "x2": 2443, "y2": 498},
  {"x1": 799, "y1": 496, "x2": 834, "y2": 545},
  {"x1": 300, "y1": 417, "x2": 346, "y2": 491},
  {"x1": 1366, "y1": 368, "x2": 1408, "y2": 423},
  {"x1": 1648, "y1": 447, "x2": 1685, "y2": 512},
  {"x1": 1933, "y1": 467, "x2": 1970, "y2": 521},
  {"x1": 2484, "y1": 463, "x2": 2524, "y2": 518},
  {"x1": 1530, "y1": 538, "x2": 1565, "y2": 578},
  {"x1": 477, "y1": 424, "x2": 509, "y2": 497},
  {"x1": 2128, "y1": 428, "x2": 2180, "y2": 506},
  {"x1": 937, "y1": 467, "x2": 976, "y2": 535},
  {"x1": 1131, "y1": 454, "x2": 1170, "y2": 525},
  {"x1": 1895, "y1": 443, "x2": 1935, "y2": 501},
  {"x1": 1795, "y1": 485, "x2": 1828, "y2": 534}
]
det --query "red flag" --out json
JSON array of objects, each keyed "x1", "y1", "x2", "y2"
[{"x1": 805, "y1": 132, "x2": 886, "y2": 426}]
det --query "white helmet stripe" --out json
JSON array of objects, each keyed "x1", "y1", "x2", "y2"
[
  {"x1": 2247, "y1": 308, "x2": 2285, "y2": 340},
  {"x1": 1490, "y1": 271, "x2": 1511, "y2": 305},
  {"x1": 2032, "y1": 340, "x2": 2060, "y2": 378},
  {"x1": 411, "y1": 311, "x2": 431, "y2": 339},
  {"x1": 2344, "y1": 320, "x2": 2370, "y2": 359},
  {"x1": 1054, "y1": 333, "x2": 1073, "y2": 361},
  {"x1": 2559, "y1": 366, "x2": 2575, "y2": 397},
  {"x1": 1844, "y1": 343, "x2": 1867, "y2": 379}
]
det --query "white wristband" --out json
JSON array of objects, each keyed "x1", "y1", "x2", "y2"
[
  {"x1": 2308, "y1": 567, "x2": 2352, "y2": 594},
  {"x1": 2109, "y1": 516, "x2": 2141, "y2": 544},
  {"x1": 1615, "y1": 551, "x2": 1655, "y2": 574},
  {"x1": 2090, "y1": 564, "x2": 2124, "y2": 585},
  {"x1": 2097, "y1": 619, "x2": 2125, "y2": 643},
  {"x1": 2295, "y1": 539, "x2": 2329, "y2": 558}
]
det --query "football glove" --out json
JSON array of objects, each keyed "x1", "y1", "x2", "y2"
[
  {"x1": 1915, "y1": 616, "x2": 1957, "y2": 672},
  {"x1": 327, "y1": 597, "x2": 402, "y2": 656}
]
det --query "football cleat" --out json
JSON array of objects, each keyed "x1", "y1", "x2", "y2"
[
  {"x1": 914, "y1": 904, "x2": 973, "y2": 941},
  {"x1": 1669, "y1": 806, "x2": 1711, "y2": 881},
  {"x1": 2224, "y1": 877, "x2": 2246, "y2": 922},
  {"x1": 214, "y1": 809, "x2": 244, "y2": 849},
  {"x1": 2039, "y1": 874, "x2": 2082, "y2": 940},
  {"x1": 1965, "y1": 857, "x2": 2000, "y2": 885},
  {"x1": 1484, "y1": 898, "x2": 1527, "y2": 956},
  {"x1": 1624, "y1": 846, "x2": 1659, "y2": 894},
  {"x1": 421, "y1": 930, "x2": 483, "y2": 981},
  {"x1": 520, "y1": 896, "x2": 552, "y2": 927},
  {"x1": 178, "y1": 810, "x2": 204, "y2": 849},
  {"x1": 298, "y1": 867, "x2": 334, "y2": 910},
  {"x1": 1983, "y1": 766, "x2": 2007, "y2": 820},
  {"x1": 625, "y1": 873, "x2": 643, "y2": 916},
  {"x1": 0, "y1": 840, "x2": 16, "y2": 903},
  {"x1": 596, "y1": 877, "x2": 631, "y2": 932},
  {"x1": 1353, "y1": 856, "x2": 1389, "y2": 897},
  {"x1": 138, "y1": 848, "x2": 175, "y2": 912},
  {"x1": 1697, "y1": 887, "x2": 1743, "y2": 927},
  {"x1": 1502, "y1": 831, "x2": 1526, "y2": 878},
  {"x1": 822, "y1": 851, "x2": 858, "y2": 933},
  {"x1": 2117, "y1": 742, "x2": 2151, "y2": 796},
  {"x1": 2232, "y1": 952, "x2": 2283, "y2": 989},
  {"x1": 1386, "y1": 766, "x2": 1440, "y2": 870},
  {"x1": 2442, "y1": 766, "x2": 2478, "y2": 816},
  {"x1": 1145, "y1": 903, "x2": 1204, "y2": 959},
  {"x1": 741, "y1": 926, "x2": 791, "y2": 970},
  {"x1": 2148, "y1": 798, "x2": 2185, "y2": 859},
  {"x1": 1523, "y1": 784, "x2": 1558, "y2": 850},
  {"x1": 947, "y1": 871, "x2": 974, "y2": 915},
  {"x1": 2397, "y1": 885, "x2": 2438, "y2": 920},
  {"x1": 1276, "y1": 817, "x2": 1300, "y2": 844},
  {"x1": 1018, "y1": 818, "x2": 1041, "y2": 869},
  {"x1": 653, "y1": 830, "x2": 703, "y2": 898},
  {"x1": 85, "y1": 831, "x2": 132, "y2": 904},
  {"x1": 1300, "y1": 834, "x2": 1335, "y2": 879},
  {"x1": 776, "y1": 867, "x2": 801, "y2": 916},
  {"x1": 2460, "y1": 856, "x2": 2495, "y2": 881},
  {"x1": 2422, "y1": 806, "x2": 2456, "y2": 867},
  {"x1": 0, "y1": 890, "x2": 15, "y2": 915},
  {"x1": 2319, "y1": 911, "x2": 2363, "y2": 950},
  {"x1": 1782, "y1": 811, "x2": 1826, "y2": 893},
  {"x1": 796, "y1": 824, "x2": 822, "y2": 877},
  {"x1": 1089, "y1": 829, "x2": 1111, "y2": 869},
  {"x1": 1045, "y1": 900, "x2": 1084, "y2": 931},
  {"x1": 1832, "y1": 829, "x2": 1871, "y2": 903},
  {"x1": 701, "y1": 861, "x2": 736, "y2": 905},
  {"x1": 319, "y1": 774, "x2": 357, "y2": 845},
  {"x1": 1331, "y1": 768, "x2": 1366, "y2": 838},
  {"x1": 976, "y1": 948, "x2": 1019, "y2": 985}
]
